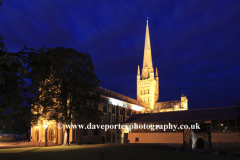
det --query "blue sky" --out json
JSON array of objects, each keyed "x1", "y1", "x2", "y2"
[{"x1": 1, "y1": 0, "x2": 240, "y2": 109}]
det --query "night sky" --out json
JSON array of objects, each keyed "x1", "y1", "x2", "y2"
[{"x1": 1, "y1": 0, "x2": 240, "y2": 110}]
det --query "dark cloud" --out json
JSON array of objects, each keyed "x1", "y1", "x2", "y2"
[{"x1": 1, "y1": 0, "x2": 240, "y2": 109}]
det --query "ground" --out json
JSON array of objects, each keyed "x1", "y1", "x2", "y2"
[{"x1": 0, "y1": 141, "x2": 239, "y2": 160}]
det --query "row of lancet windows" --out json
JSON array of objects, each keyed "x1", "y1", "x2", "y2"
[{"x1": 140, "y1": 89, "x2": 149, "y2": 95}]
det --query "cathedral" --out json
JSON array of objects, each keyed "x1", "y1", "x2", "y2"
[
  {"x1": 30, "y1": 19, "x2": 188, "y2": 145},
  {"x1": 30, "y1": 19, "x2": 240, "y2": 150},
  {"x1": 137, "y1": 19, "x2": 188, "y2": 112}
]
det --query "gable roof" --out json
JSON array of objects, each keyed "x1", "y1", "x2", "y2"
[{"x1": 125, "y1": 106, "x2": 239, "y2": 123}]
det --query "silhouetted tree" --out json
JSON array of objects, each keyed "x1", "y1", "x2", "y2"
[
  {"x1": 0, "y1": 1, "x2": 30, "y2": 133},
  {"x1": 31, "y1": 47, "x2": 102, "y2": 145}
]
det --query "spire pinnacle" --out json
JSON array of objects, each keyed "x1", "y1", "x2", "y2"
[
  {"x1": 156, "y1": 67, "x2": 158, "y2": 77},
  {"x1": 181, "y1": 92, "x2": 184, "y2": 97},
  {"x1": 137, "y1": 65, "x2": 140, "y2": 75},
  {"x1": 142, "y1": 18, "x2": 153, "y2": 79}
]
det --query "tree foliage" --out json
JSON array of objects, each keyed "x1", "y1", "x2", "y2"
[
  {"x1": 30, "y1": 47, "x2": 102, "y2": 144},
  {"x1": 0, "y1": 106, "x2": 31, "y2": 134},
  {"x1": 0, "y1": 39, "x2": 30, "y2": 134},
  {"x1": 0, "y1": 0, "x2": 29, "y2": 124}
]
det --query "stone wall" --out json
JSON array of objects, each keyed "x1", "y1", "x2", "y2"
[
  {"x1": 211, "y1": 132, "x2": 240, "y2": 149},
  {"x1": 128, "y1": 132, "x2": 183, "y2": 144}
]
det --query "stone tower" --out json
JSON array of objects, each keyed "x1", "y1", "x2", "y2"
[
  {"x1": 137, "y1": 18, "x2": 159, "y2": 110},
  {"x1": 181, "y1": 92, "x2": 188, "y2": 110}
]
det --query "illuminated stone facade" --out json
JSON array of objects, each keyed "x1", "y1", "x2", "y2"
[
  {"x1": 154, "y1": 93, "x2": 188, "y2": 112},
  {"x1": 31, "y1": 87, "x2": 146, "y2": 145}
]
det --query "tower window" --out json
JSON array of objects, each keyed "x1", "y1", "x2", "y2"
[
  {"x1": 141, "y1": 90, "x2": 142, "y2": 95},
  {"x1": 148, "y1": 89, "x2": 149, "y2": 94},
  {"x1": 144, "y1": 90, "x2": 145, "y2": 94}
]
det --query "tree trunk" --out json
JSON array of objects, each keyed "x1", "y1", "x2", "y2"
[
  {"x1": 63, "y1": 130, "x2": 68, "y2": 146},
  {"x1": 67, "y1": 128, "x2": 70, "y2": 145}
]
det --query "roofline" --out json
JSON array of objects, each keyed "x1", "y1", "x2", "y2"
[
  {"x1": 153, "y1": 106, "x2": 238, "y2": 113},
  {"x1": 97, "y1": 86, "x2": 150, "y2": 109},
  {"x1": 187, "y1": 106, "x2": 238, "y2": 111},
  {"x1": 125, "y1": 117, "x2": 238, "y2": 124},
  {"x1": 156, "y1": 100, "x2": 180, "y2": 103}
]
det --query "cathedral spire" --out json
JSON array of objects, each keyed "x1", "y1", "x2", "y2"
[
  {"x1": 137, "y1": 18, "x2": 159, "y2": 110},
  {"x1": 142, "y1": 17, "x2": 153, "y2": 79},
  {"x1": 137, "y1": 65, "x2": 140, "y2": 75}
]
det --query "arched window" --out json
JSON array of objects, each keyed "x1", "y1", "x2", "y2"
[
  {"x1": 107, "y1": 131, "x2": 111, "y2": 142},
  {"x1": 35, "y1": 129, "x2": 39, "y2": 141},
  {"x1": 112, "y1": 133, "x2": 115, "y2": 143},
  {"x1": 102, "y1": 136, "x2": 105, "y2": 143},
  {"x1": 112, "y1": 107, "x2": 115, "y2": 114},
  {"x1": 105, "y1": 114, "x2": 108, "y2": 119},
  {"x1": 82, "y1": 129, "x2": 88, "y2": 136},
  {"x1": 48, "y1": 127, "x2": 54, "y2": 142},
  {"x1": 103, "y1": 106, "x2": 107, "y2": 112}
]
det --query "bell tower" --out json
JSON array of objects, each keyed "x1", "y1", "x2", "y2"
[{"x1": 137, "y1": 18, "x2": 159, "y2": 110}]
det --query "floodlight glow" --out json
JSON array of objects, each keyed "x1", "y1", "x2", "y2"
[
  {"x1": 132, "y1": 104, "x2": 143, "y2": 111},
  {"x1": 109, "y1": 97, "x2": 126, "y2": 107},
  {"x1": 44, "y1": 123, "x2": 48, "y2": 129},
  {"x1": 108, "y1": 97, "x2": 143, "y2": 111}
]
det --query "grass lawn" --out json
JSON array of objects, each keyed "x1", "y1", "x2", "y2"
[{"x1": 0, "y1": 144, "x2": 239, "y2": 160}]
